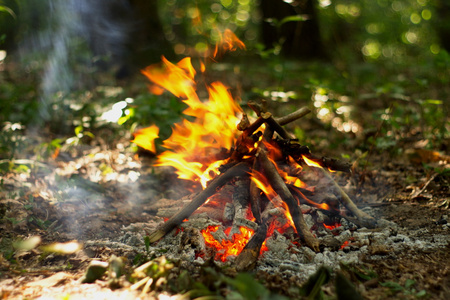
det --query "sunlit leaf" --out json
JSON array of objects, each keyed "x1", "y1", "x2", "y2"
[
  {"x1": 278, "y1": 14, "x2": 309, "y2": 27},
  {"x1": 13, "y1": 236, "x2": 41, "y2": 251},
  {"x1": 40, "y1": 241, "x2": 81, "y2": 254},
  {"x1": 0, "y1": 6, "x2": 16, "y2": 18}
]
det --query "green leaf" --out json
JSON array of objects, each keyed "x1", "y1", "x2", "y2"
[
  {"x1": 225, "y1": 273, "x2": 270, "y2": 300},
  {"x1": 335, "y1": 272, "x2": 364, "y2": 300},
  {"x1": 380, "y1": 281, "x2": 404, "y2": 292},
  {"x1": 144, "y1": 236, "x2": 150, "y2": 253},
  {"x1": 415, "y1": 290, "x2": 427, "y2": 297},
  {"x1": 278, "y1": 14, "x2": 309, "y2": 27},
  {"x1": 424, "y1": 99, "x2": 443, "y2": 105},
  {"x1": 74, "y1": 125, "x2": 83, "y2": 137},
  {"x1": 0, "y1": 6, "x2": 16, "y2": 18},
  {"x1": 299, "y1": 266, "x2": 331, "y2": 299},
  {"x1": 404, "y1": 279, "x2": 416, "y2": 289}
]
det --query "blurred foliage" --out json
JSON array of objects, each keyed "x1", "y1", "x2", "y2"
[
  {"x1": 158, "y1": 0, "x2": 260, "y2": 56},
  {"x1": 0, "y1": 0, "x2": 448, "y2": 162}
]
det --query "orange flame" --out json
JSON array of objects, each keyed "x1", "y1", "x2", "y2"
[
  {"x1": 132, "y1": 125, "x2": 159, "y2": 153},
  {"x1": 250, "y1": 170, "x2": 276, "y2": 199},
  {"x1": 140, "y1": 55, "x2": 242, "y2": 188},
  {"x1": 214, "y1": 29, "x2": 246, "y2": 58},
  {"x1": 200, "y1": 225, "x2": 254, "y2": 262},
  {"x1": 250, "y1": 170, "x2": 295, "y2": 231}
]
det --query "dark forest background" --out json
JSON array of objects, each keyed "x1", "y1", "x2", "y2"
[{"x1": 0, "y1": 0, "x2": 449, "y2": 167}]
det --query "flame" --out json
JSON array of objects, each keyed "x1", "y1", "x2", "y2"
[
  {"x1": 302, "y1": 155, "x2": 323, "y2": 168},
  {"x1": 214, "y1": 29, "x2": 246, "y2": 58},
  {"x1": 132, "y1": 125, "x2": 159, "y2": 153},
  {"x1": 250, "y1": 170, "x2": 295, "y2": 232},
  {"x1": 142, "y1": 57, "x2": 197, "y2": 100},
  {"x1": 250, "y1": 170, "x2": 276, "y2": 199},
  {"x1": 140, "y1": 55, "x2": 242, "y2": 188},
  {"x1": 201, "y1": 225, "x2": 254, "y2": 262}
]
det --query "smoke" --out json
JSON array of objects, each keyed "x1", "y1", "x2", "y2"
[{"x1": 18, "y1": 0, "x2": 132, "y2": 121}]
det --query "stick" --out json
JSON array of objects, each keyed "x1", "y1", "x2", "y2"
[
  {"x1": 261, "y1": 112, "x2": 293, "y2": 139},
  {"x1": 249, "y1": 159, "x2": 262, "y2": 224},
  {"x1": 257, "y1": 149, "x2": 320, "y2": 252},
  {"x1": 235, "y1": 222, "x2": 267, "y2": 271},
  {"x1": 147, "y1": 162, "x2": 250, "y2": 243},
  {"x1": 318, "y1": 168, "x2": 377, "y2": 228},
  {"x1": 235, "y1": 205, "x2": 284, "y2": 271},
  {"x1": 276, "y1": 107, "x2": 311, "y2": 125}
]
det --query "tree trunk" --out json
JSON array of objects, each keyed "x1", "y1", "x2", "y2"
[
  {"x1": 127, "y1": 0, "x2": 174, "y2": 67},
  {"x1": 260, "y1": 0, "x2": 327, "y2": 60}
]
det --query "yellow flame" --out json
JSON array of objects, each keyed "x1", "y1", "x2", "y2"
[
  {"x1": 302, "y1": 155, "x2": 323, "y2": 168},
  {"x1": 140, "y1": 53, "x2": 242, "y2": 187},
  {"x1": 214, "y1": 29, "x2": 246, "y2": 58},
  {"x1": 132, "y1": 125, "x2": 159, "y2": 153}
]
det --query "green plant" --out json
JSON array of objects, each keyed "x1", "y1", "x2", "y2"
[
  {"x1": 381, "y1": 279, "x2": 426, "y2": 298},
  {"x1": 64, "y1": 125, "x2": 94, "y2": 147}
]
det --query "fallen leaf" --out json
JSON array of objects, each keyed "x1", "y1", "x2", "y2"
[{"x1": 26, "y1": 272, "x2": 72, "y2": 288}]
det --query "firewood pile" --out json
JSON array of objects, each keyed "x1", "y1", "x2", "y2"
[{"x1": 148, "y1": 100, "x2": 377, "y2": 270}]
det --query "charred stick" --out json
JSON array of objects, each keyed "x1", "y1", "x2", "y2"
[
  {"x1": 276, "y1": 107, "x2": 311, "y2": 125},
  {"x1": 308, "y1": 155, "x2": 352, "y2": 173},
  {"x1": 229, "y1": 176, "x2": 255, "y2": 236},
  {"x1": 237, "y1": 113, "x2": 250, "y2": 131},
  {"x1": 147, "y1": 162, "x2": 250, "y2": 243},
  {"x1": 261, "y1": 112, "x2": 293, "y2": 139},
  {"x1": 318, "y1": 168, "x2": 377, "y2": 228},
  {"x1": 235, "y1": 222, "x2": 267, "y2": 271},
  {"x1": 230, "y1": 116, "x2": 265, "y2": 161},
  {"x1": 257, "y1": 149, "x2": 320, "y2": 252},
  {"x1": 249, "y1": 159, "x2": 262, "y2": 224},
  {"x1": 244, "y1": 116, "x2": 265, "y2": 136},
  {"x1": 247, "y1": 100, "x2": 267, "y2": 116},
  {"x1": 235, "y1": 203, "x2": 282, "y2": 271}
]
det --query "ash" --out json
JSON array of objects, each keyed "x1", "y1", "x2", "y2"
[{"x1": 115, "y1": 207, "x2": 449, "y2": 282}]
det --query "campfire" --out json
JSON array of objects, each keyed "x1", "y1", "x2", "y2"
[{"x1": 133, "y1": 30, "x2": 378, "y2": 271}]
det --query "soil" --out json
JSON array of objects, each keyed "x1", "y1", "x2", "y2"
[{"x1": 0, "y1": 129, "x2": 449, "y2": 300}]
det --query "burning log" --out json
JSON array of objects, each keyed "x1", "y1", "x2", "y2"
[
  {"x1": 148, "y1": 162, "x2": 250, "y2": 243},
  {"x1": 235, "y1": 221, "x2": 267, "y2": 271},
  {"x1": 249, "y1": 159, "x2": 262, "y2": 224},
  {"x1": 229, "y1": 176, "x2": 256, "y2": 236},
  {"x1": 235, "y1": 205, "x2": 285, "y2": 271},
  {"x1": 257, "y1": 149, "x2": 320, "y2": 253}
]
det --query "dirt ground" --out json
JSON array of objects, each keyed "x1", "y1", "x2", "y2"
[{"x1": 0, "y1": 133, "x2": 449, "y2": 299}]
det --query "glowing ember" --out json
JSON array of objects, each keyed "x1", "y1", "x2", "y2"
[
  {"x1": 200, "y1": 225, "x2": 254, "y2": 262},
  {"x1": 340, "y1": 240, "x2": 350, "y2": 250},
  {"x1": 323, "y1": 223, "x2": 341, "y2": 231}
]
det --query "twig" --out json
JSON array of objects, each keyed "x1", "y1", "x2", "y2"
[
  {"x1": 276, "y1": 107, "x2": 311, "y2": 125},
  {"x1": 261, "y1": 112, "x2": 293, "y2": 139},
  {"x1": 235, "y1": 222, "x2": 267, "y2": 271},
  {"x1": 318, "y1": 168, "x2": 377, "y2": 228}
]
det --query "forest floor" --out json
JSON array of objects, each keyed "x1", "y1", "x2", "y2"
[
  {"x1": 0, "y1": 59, "x2": 449, "y2": 299},
  {"x1": 1, "y1": 127, "x2": 448, "y2": 299}
]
